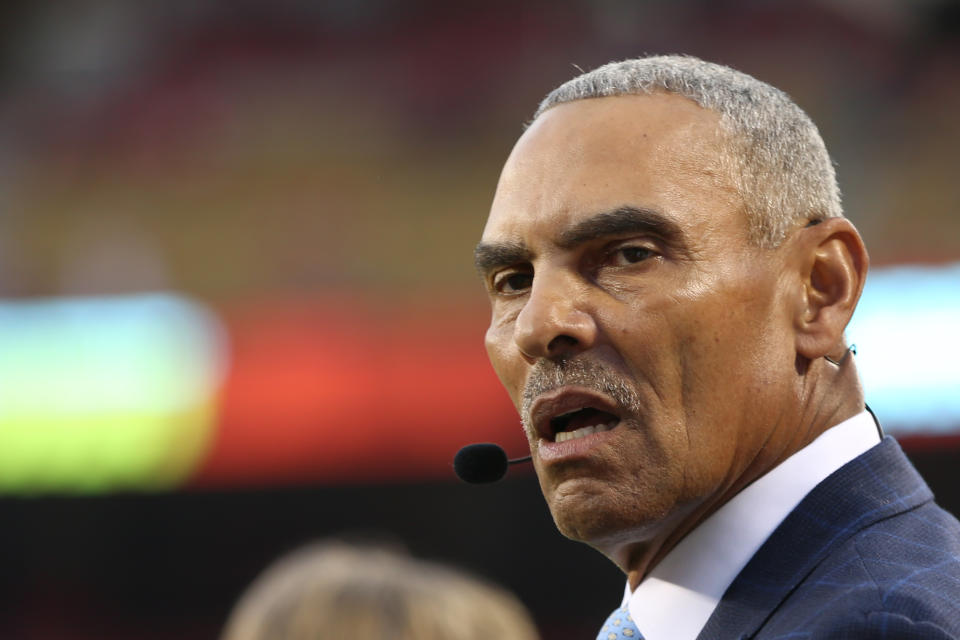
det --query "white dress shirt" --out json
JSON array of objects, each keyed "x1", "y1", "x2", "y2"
[{"x1": 623, "y1": 410, "x2": 882, "y2": 640}]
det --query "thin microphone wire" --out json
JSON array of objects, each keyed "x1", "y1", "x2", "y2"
[
  {"x1": 459, "y1": 345, "x2": 866, "y2": 481},
  {"x1": 824, "y1": 344, "x2": 856, "y2": 366},
  {"x1": 823, "y1": 344, "x2": 882, "y2": 438}
]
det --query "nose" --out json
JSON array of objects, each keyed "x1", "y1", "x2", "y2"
[{"x1": 513, "y1": 271, "x2": 598, "y2": 361}]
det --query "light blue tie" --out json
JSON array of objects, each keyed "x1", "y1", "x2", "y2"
[{"x1": 596, "y1": 604, "x2": 643, "y2": 640}]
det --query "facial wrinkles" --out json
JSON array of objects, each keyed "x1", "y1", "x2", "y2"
[{"x1": 519, "y1": 358, "x2": 643, "y2": 438}]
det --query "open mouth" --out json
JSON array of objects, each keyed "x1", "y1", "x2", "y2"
[{"x1": 550, "y1": 407, "x2": 620, "y2": 443}]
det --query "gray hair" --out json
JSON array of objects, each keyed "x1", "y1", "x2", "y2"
[{"x1": 534, "y1": 55, "x2": 843, "y2": 247}]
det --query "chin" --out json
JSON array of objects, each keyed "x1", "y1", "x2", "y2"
[{"x1": 548, "y1": 491, "x2": 664, "y2": 548}]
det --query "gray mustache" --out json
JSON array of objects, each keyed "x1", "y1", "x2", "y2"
[{"x1": 520, "y1": 359, "x2": 640, "y2": 427}]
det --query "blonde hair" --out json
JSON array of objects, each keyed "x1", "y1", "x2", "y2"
[
  {"x1": 535, "y1": 55, "x2": 844, "y2": 247},
  {"x1": 221, "y1": 542, "x2": 540, "y2": 640}
]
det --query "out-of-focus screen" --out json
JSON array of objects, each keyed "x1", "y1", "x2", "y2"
[{"x1": 0, "y1": 2, "x2": 957, "y2": 639}]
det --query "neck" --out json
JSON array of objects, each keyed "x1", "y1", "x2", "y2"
[
  {"x1": 792, "y1": 353, "x2": 865, "y2": 450},
  {"x1": 616, "y1": 354, "x2": 865, "y2": 590}
]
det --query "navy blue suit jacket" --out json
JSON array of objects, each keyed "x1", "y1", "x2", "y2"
[{"x1": 699, "y1": 437, "x2": 960, "y2": 639}]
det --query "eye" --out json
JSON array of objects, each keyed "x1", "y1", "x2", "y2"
[
  {"x1": 492, "y1": 270, "x2": 533, "y2": 294},
  {"x1": 610, "y1": 245, "x2": 657, "y2": 266}
]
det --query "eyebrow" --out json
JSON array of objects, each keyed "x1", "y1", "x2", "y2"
[
  {"x1": 473, "y1": 205, "x2": 685, "y2": 275},
  {"x1": 474, "y1": 240, "x2": 531, "y2": 276},
  {"x1": 557, "y1": 205, "x2": 684, "y2": 249}
]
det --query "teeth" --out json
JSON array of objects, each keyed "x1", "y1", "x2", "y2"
[{"x1": 555, "y1": 422, "x2": 617, "y2": 443}]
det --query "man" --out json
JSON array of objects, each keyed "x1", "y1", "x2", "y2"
[{"x1": 474, "y1": 55, "x2": 960, "y2": 639}]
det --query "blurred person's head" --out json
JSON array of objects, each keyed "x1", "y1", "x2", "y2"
[{"x1": 221, "y1": 541, "x2": 540, "y2": 640}]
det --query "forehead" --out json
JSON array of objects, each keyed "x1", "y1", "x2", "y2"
[{"x1": 482, "y1": 93, "x2": 742, "y2": 246}]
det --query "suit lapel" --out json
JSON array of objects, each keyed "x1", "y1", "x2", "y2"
[{"x1": 697, "y1": 437, "x2": 933, "y2": 639}]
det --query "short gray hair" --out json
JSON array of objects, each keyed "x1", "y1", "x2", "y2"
[{"x1": 534, "y1": 55, "x2": 843, "y2": 247}]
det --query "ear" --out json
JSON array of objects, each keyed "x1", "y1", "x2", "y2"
[{"x1": 792, "y1": 218, "x2": 869, "y2": 361}]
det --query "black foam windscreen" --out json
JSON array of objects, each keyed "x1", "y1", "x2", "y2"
[{"x1": 453, "y1": 443, "x2": 509, "y2": 484}]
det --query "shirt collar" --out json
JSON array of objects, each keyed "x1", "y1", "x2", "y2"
[{"x1": 622, "y1": 410, "x2": 881, "y2": 640}]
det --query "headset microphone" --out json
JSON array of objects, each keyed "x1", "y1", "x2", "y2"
[
  {"x1": 455, "y1": 346, "x2": 870, "y2": 483},
  {"x1": 453, "y1": 443, "x2": 532, "y2": 484}
]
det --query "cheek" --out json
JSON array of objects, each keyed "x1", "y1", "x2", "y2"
[
  {"x1": 484, "y1": 324, "x2": 525, "y2": 407},
  {"x1": 678, "y1": 301, "x2": 755, "y2": 400},
  {"x1": 673, "y1": 295, "x2": 787, "y2": 484}
]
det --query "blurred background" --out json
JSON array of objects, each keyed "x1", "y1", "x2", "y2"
[{"x1": 1, "y1": 0, "x2": 958, "y2": 638}]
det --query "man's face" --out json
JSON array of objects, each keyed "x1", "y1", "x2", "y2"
[{"x1": 477, "y1": 94, "x2": 800, "y2": 563}]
